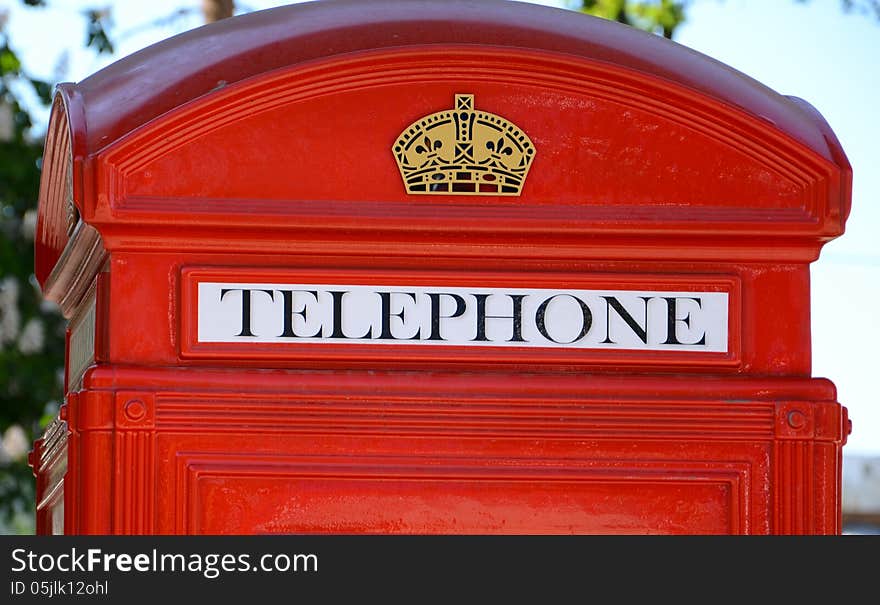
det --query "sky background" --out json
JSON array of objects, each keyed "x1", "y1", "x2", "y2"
[{"x1": 4, "y1": 0, "x2": 879, "y2": 456}]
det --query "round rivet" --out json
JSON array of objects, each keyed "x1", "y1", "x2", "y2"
[
  {"x1": 124, "y1": 399, "x2": 146, "y2": 421},
  {"x1": 787, "y1": 410, "x2": 807, "y2": 429}
]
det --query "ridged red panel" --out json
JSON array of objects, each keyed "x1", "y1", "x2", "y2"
[{"x1": 34, "y1": 96, "x2": 72, "y2": 288}]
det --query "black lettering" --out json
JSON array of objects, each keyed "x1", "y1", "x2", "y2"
[
  {"x1": 663, "y1": 297, "x2": 707, "y2": 345},
  {"x1": 427, "y1": 293, "x2": 467, "y2": 341},
  {"x1": 535, "y1": 294, "x2": 593, "y2": 344},
  {"x1": 472, "y1": 294, "x2": 526, "y2": 342},
  {"x1": 278, "y1": 290, "x2": 322, "y2": 338},
  {"x1": 220, "y1": 288, "x2": 275, "y2": 337},
  {"x1": 328, "y1": 291, "x2": 373, "y2": 339},
  {"x1": 377, "y1": 291, "x2": 420, "y2": 340},
  {"x1": 601, "y1": 296, "x2": 651, "y2": 344}
]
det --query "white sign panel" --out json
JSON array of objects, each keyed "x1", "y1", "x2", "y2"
[{"x1": 196, "y1": 282, "x2": 728, "y2": 352}]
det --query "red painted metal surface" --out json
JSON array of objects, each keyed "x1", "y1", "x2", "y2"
[{"x1": 31, "y1": 0, "x2": 851, "y2": 534}]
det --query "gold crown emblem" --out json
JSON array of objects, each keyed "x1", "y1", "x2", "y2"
[{"x1": 393, "y1": 94, "x2": 536, "y2": 196}]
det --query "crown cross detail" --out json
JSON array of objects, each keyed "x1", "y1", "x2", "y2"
[{"x1": 393, "y1": 94, "x2": 536, "y2": 196}]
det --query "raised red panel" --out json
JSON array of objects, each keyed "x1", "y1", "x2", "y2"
[
  {"x1": 119, "y1": 53, "x2": 805, "y2": 213},
  {"x1": 193, "y1": 462, "x2": 740, "y2": 535},
  {"x1": 97, "y1": 49, "x2": 838, "y2": 248}
]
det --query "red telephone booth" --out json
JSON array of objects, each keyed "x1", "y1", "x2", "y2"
[{"x1": 30, "y1": 0, "x2": 851, "y2": 534}]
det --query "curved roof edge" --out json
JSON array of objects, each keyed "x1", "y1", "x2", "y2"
[{"x1": 64, "y1": 0, "x2": 844, "y2": 166}]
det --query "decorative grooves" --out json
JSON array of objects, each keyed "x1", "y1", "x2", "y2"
[
  {"x1": 35, "y1": 95, "x2": 74, "y2": 287},
  {"x1": 773, "y1": 440, "x2": 815, "y2": 534},
  {"x1": 35, "y1": 95, "x2": 108, "y2": 320},
  {"x1": 114, "y1": 431, "x2": 155, "y2": 533},
  {"x1": 114, "y1": 394, "x2": 156, "y2": 533},
  {"x1": 32, "y1": 413, "x2": 69, "y2": 535},
  {"x1": 156, "y1": 396, "x2": 775, "y2": 439},
  {"x1": 67, "y1": 292, "x2": 96, "y2": 392},
  {"x1": 37, "y1": 414, "x2": 69, "y2": 470}
]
